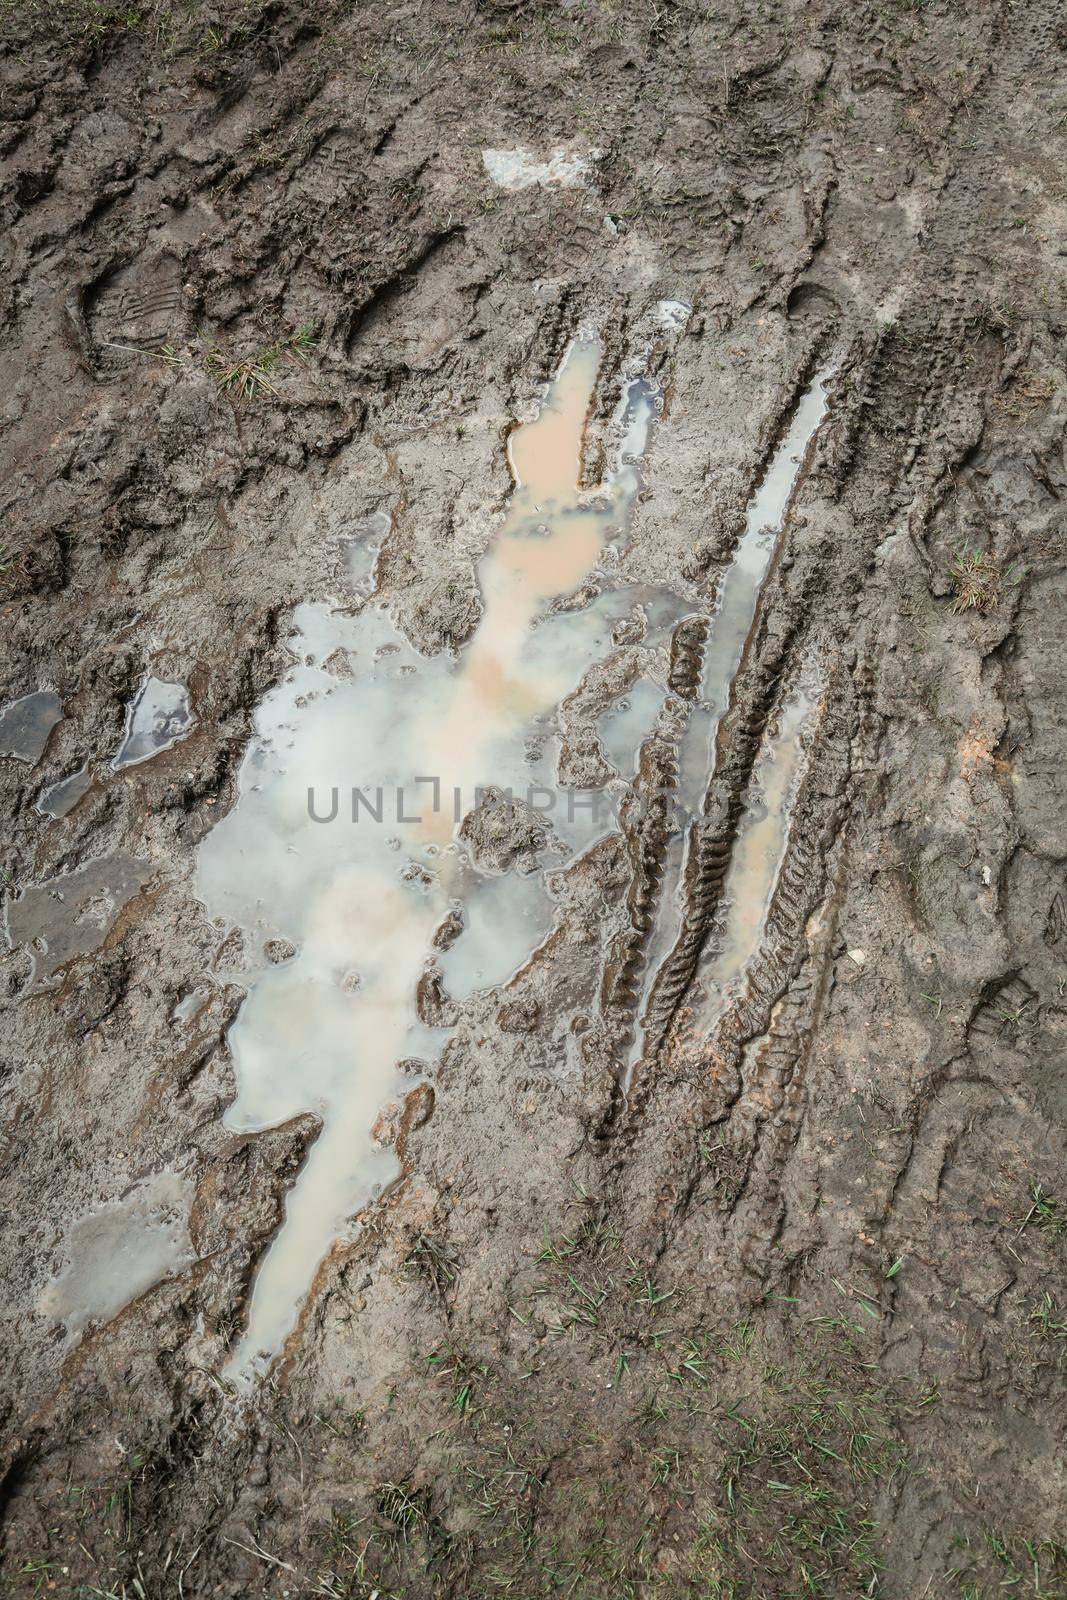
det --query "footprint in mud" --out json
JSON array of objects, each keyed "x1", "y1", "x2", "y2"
[
  {"x1": 36, "y1": 764, "x2": 91, "y2": 819},
  {"x1": 598, "y1": 679, "x2": 667, "y2": 779},
  {"x1": 87, "y1": 252, "x2": 188, "y2": 364},
  {"x1": 196, "y1": 330, "x2": 690, "y2": 1382}
]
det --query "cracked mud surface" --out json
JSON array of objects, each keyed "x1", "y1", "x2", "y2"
[{"x1": 1, "y1": 1, "x2": 1066, "y2": 1595}]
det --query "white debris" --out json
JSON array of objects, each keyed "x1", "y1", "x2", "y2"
[
  {"x1": 654, "y1": 299, "x2": 691, "y2": 331},
  {"x1": 847, "y1": 948, "x2": 867, "y2": 967},
  {"x1": 482, "y1": 147, "x2": 600, "y2": 191}
]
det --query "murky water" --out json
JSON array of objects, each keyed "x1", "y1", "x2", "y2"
[
  {"x1": 691, "y1": 368, "x2": 832, "y2": 742},
  {"x1": 113, "y1": 676, "x2": 194, "y2": 769},
  {"x1": 36, "y1": 764, "x2": 91, "y2": 819},
  {"x1": 343, "y1": 509, "x2": 390, "y2": 595},
  {"x1": 0, "y1": 690, "x2": 62, "y2": 764},
  {"x1": 197, "y1": 337, "x2": 663, "y2": 1382},
  {"x1": 39, "y1": 1170, "x2": 193, "y2": 1343},
  {"x1": 6, "y1": 854, "x2": 153, "y2": 985},
  {"x1": 626, "y1": 366, "x2": 834, "y2": 1074},
  {"x1": 598, "y1": 679, "x2": 666, "y2": 779}
]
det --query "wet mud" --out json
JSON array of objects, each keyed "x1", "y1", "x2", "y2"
[{"x1": 0, "y1": 2, "x2": 1065, "y2": 1597}]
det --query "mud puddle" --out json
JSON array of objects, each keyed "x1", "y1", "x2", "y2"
[
  {"x1": 36, "y1": 765, "x2": 91, "y2": 819},
  {"x1": 599, "y1": 679, "x2": 666, "y2": 778},
  {"x1": 0, "y1": 689, "x2": 62, "y2": 764},
  {"x1": 39, "y1": 1170, "x2": 194, "y2": 1344},
  {"x1": 690, "y1": 678, "x2": 818, "y2": 1031},
  {"x1": 113, "y1": 676, "x2": 194, "y2": 769},
  {"x1": 6, "y1": 854, "x2": 153, "y2": 985},
  {"x1": 197, "y1": 335, "x2": 670, "y2": 1382},
  {"x1": 626, "y1": 365, "x2": 834, "y2": 1076}
]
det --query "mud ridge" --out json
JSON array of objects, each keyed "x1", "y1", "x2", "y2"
[{"x1": 599, "y1": 613, "x2": 709, "y2": 1040}]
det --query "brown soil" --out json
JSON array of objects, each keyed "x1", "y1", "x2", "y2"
[{"x1": 1, "y1": 2, "x2": 1066, "y2": 1596}]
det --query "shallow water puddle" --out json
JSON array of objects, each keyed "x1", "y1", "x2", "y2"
[
  {"x1": 627, "y1": 365, "x2": 834, "y2": 1074},
  {"x1": 6, "y1": 854, "x2": 153, "y2": 985},
  {"x1": 598, "y1": 679, "x2": 666, "y2": 779},
  {"x1": 36, "y1": 764, "x2": 91, "y2": 819},
  {"x1": 691, "y1": 368, "x2": 832, "y2": 741},
  {"x1": 39, "y1": 1170, "x2": 193, "y2": 1343},
  {"x1": 0, "y1": 690, "x2": 62, "y2": 763},
  {"x1": 197, "y1": 337, "x2": 662, "y2": 1381},
  {"x1": 343, "y1": 508, "x2": 390, "y2": 596},
  {"x1": 113, "y1": 676, "x2": 194, "y2": 769}
]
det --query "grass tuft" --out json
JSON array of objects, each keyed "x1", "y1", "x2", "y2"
[{"x1": 949, "y1": 547, "x2": 1001, "y2": 614}]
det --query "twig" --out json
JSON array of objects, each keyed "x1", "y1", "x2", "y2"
[{"x1": 221, "y1": 1534, "x2": 298, "y2": 1574}]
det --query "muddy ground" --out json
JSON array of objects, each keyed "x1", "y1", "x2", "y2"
[{"x1": 1, "y1": 0, "x2": 1066, "y2": 1595}]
